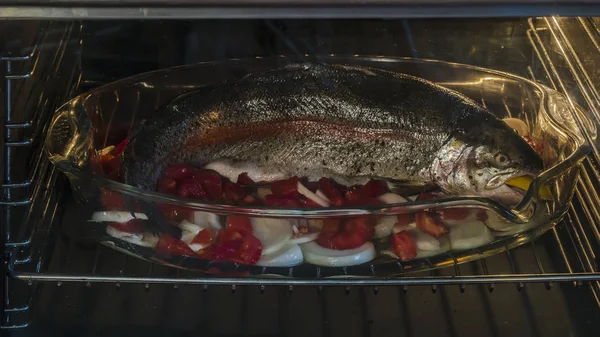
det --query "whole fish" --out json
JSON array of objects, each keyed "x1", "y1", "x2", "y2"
[{"x1": 123, "y1": 63, "x2": 543, "y2": 204}]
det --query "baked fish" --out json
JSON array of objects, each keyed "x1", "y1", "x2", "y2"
[{"x1": 123, "y1": 63, "x2": 543, "y2": 204}]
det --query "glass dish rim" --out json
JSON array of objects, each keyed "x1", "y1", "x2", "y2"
[{"x1": 46, "y1": 55, "x2": 591, "y2": 224}]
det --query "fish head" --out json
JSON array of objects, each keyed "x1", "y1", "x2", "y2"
[{"x1": 431, "y1": 125, "x2": 544, "y2": 205}]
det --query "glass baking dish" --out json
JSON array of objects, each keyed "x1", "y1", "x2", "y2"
[{"x1": 44, "y1": 56, "x2": 593, "y2": 277}]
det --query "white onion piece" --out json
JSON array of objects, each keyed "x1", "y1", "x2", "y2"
[
  {"x1": 99, "y1": 145, "x2": 115, "y2": 156},
  {"x1": 389, "y1": 226, "x2": 449, "y2": 258},
  {"x1": 106, "y1": 226, "x2": 158, "y2": 248},
  {"x1": 308, "y1": 219, "x2": 323, "y2": 230},
  {"x1": 91, "y1": 211, "x2": 148, "y2": 223},
  {"x1": 503, "y1": 118, "x2": 529, "y2": 136},
  {"x1": 417, "y1": 237, "x2": 450, "y2": 258},
  {"x1": 373, "y1": 193, "x2": 409, "y2": 239},
  {"x1": 449, "y1": 220, "x2": 493, "y2": 251},
  {"x1": 392, "y1": 221, "x2": 417, "y2": 233},
  {"x1": 373, "y1": 216, "x2": 397, "y2": 239},
  {"x1": 414, "y1": 230, "x2": 440, "y2": 251},
  {"x1": 394, "y1": 225, "x2": 439, "y2": 250},
  {"x1": 301, "y1": 241, "x2": 376, "y2": 267},
  {"x1": 192, "y1": 211, "x2": 221, "y2": 230},
  {"x1": 297, "y1": 182, "x2": 330, "y2": 207},
  {"x1": 187, "y1": 243, "x2": 208, "y2": 252},
  {"x1": 257, "y1": 187, "x2": 271, "y2": 200},
  {"x1": 290, "y1": 231, "x2": 319, "y2": 244},
  {"x1": 179, "y1": 219, "x2": 203, "y2": 234},
  {"x1": 378, "y1": 193, "x2": 407, "y2": 204},
  {"x1": 407, "y1": 195, "x2": 419, "y2": 201},
  {"x1": 178, "y1": 220, "x2": 212, "y2": 251},
  {"x1": 251, "y1": 218, "x2": 293, "y2": 255},
  {"x1": 257, "y1": 244, "x2": 304, "y2": 267},
  {"x1": 315, "y1": 190, "x2": 330, "y2": 202}
]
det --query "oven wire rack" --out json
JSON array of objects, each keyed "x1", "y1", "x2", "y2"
[{"x1": 3, "y1": 17, "x2": 600, "y2": 331}]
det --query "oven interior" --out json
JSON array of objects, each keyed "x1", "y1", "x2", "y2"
[{"x1": 2, "y1": 17, "x2": 600, "y2": 336}]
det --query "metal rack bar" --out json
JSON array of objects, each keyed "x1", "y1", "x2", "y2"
[
  {"x1": 1, "y1": 22, "x2": 81, "y2": 330},
  {"x1": 9, "y1": 271, "x2": 600, "y2": 285}
]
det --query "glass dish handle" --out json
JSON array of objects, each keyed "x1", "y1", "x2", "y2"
[{"x1": 45, "y1": 101, "x2": 92, "y2": 176}]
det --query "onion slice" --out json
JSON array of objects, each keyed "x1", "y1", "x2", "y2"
[
  {"x1": 297, "y1": 182, "x2": 330, "y2": 207},
  {"x1": 192, "y1": 211, "x2": 221, "y2": 230},
  {"x1": 301, "y1": 241, "x2": 376, "y2": 267},
  {"x1": 373, "y1": 216, "x2": 397, "y2": 239},
  {"x1": 91, "y1": 211, "x2": 148, "y2": 223},
  {"x1": 106, "y1": 226, "x2": 158, "y2": 248},
  {"x1": 257, "y1": 244, "x2": 304, "y2": 267},
  {"x1": 178, "y1": 220, "x2": 212, "y2": 251},
  {"x1": 290, "y1": 231, "x2": 319, "y2": 244},
  {"x1": 251, "y1": 218, "x2": 293, "y2": 255},
  {"x1": 378, "y1": 193, "x2": 407, "y2": 204},
  {"x1": 449, "y1": 220, "x2": 493, "y2": 250}
]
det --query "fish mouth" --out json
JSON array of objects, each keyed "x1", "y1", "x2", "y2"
[
  {"x1": 480, "y1": 172, "x2": 533, "y2": 205},
  {"x1": 482, "y1": 172, "x2": 551, "y2": 206}
]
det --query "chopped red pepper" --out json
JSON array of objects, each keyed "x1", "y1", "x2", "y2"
[
  {"x1": 264, "y1": 194, "x2": 301, "y2": 207},
  {"x1": 230, "y1": 235, "x2": 263, "y2": 265},
  {"x1": 225, "y1": 216, "x2": 253, "y2": 236},
  {"x1": 437, "y1": 208, "x2": 470, "y2": 221},
  {"x1": 316, "y1": 217, "x2": 373, "y2": 250},
  {"x1": 222, "y1": 180, "x2": 250, "y2": 203},
  {"x1": 237, "y1": 172, "x2": 255, "y2": 185},
  {"x1": 112, "y1": 139, "x2": 128, "y2": 156},
  {"x1": 299, "y1": 197, "x2": 323, "y2": 208},
  {"x1": 344, "y1": 186, "x2": 362, "y2": 204},
  {"x1": 108, "y1": 219, "x2": 144, "y2": 234},
  {"x1": 156, "y1": 234, "x2": 196, "y2": 257},
  {"x1": 157, "y1": 203, "x2": 191, "y2": 222},
  {"x1": 360, "y1": 180, "x2": 388, "y2": 198},
  {"x1": 191, "y1": 228, "x2": 213, "y2": 247},
  {"x1": 320, "y1": 218, "x2": 342, "y2": 236},
  {"x1": 177, "y1": 178, "x2": 210, "y2": 200},
  {"x1": 390, "y1": 231, "x2": 417, "y2": 261},
  {"x1": 415, "y1": 212, "x2": 449, "y2": 238},
  {"x1": 523, "y1": 135, "x2": 543, "y2": 154},
  {"x1": 165, "y1": 163, "x2": 195, "y2": 181},
  {"x1": 318, "y1": 178, "x2": 344, "y2": 206},
  {"x1": 271, "y1": 176, "x2": 299, "y2": 198},
  {"x1": 100, "y1": 190, "x2": 126, "y2": 210},
  {"x1": 190, "y1": 170, "x2": 223, "y2": 200},
  {"x1": 208, "y1": 228, "x2": 263, "y2": 265},
  {"x1": 157, "y1": 178, "x2": 178, "y2": 195}
]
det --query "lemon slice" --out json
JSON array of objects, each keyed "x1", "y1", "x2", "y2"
[{"x1": 505, "y1": 176, "x2": 552, "y2": 200}]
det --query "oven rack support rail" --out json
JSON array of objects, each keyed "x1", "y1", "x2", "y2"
[
  {"x1": 1, "y1": 21, "x2": 82, "y2": 329},
  {"x1": 1, "y1": 1, "x2": 600, "y2": 19},
  {"x1": 3, "y1": 17, "x2": 600, "y2": 329}
]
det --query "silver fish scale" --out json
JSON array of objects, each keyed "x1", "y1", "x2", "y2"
[{"x1": 123, "y1": 63, "x2": 523, "y2": 191}]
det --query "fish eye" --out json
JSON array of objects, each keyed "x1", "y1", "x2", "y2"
[{"x1": 494, "y1": 153, "x2": 510, "y2": 166}]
